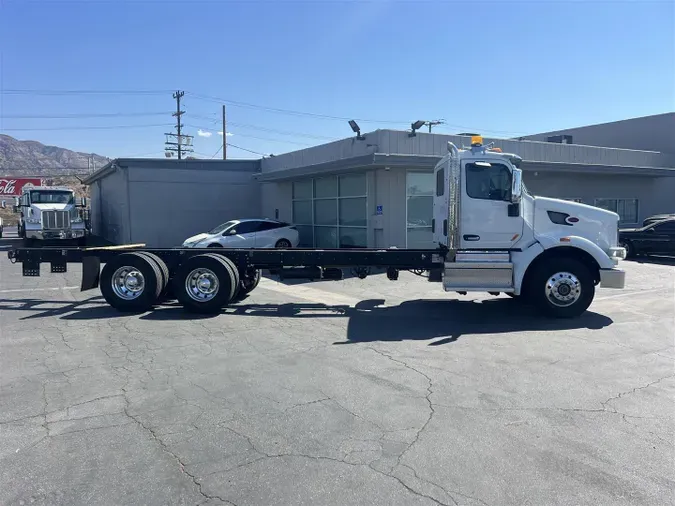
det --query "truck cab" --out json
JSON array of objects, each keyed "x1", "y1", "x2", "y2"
[
  {"x1": 434, "y1": 136, "x2": 626, "y2": 317},
  {"x1": 15, "y1": 186, "x2": 88, "y2": 243}
]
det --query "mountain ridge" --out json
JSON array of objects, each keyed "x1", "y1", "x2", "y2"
[{"x1": 0, "y1": 134, "x2": 109, "y2": 175}]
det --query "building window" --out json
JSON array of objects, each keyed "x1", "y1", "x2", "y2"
[
  {"x1": 291, "y1": 174, "x2": 367, "y2": 248},
  {"x1": 406, "y1": 171, "x2": 434, "y2": 248},
  {"x1": 594, "y1": 198, "x2": 639, "y2": 225}
]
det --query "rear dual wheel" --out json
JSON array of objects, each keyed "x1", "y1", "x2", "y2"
[
  {"x1": 173, "y1": 254, "x2": 239, "y2": 314},
  {"x1": 100, "y1": 252, "x2": 166, "y2": 312}
]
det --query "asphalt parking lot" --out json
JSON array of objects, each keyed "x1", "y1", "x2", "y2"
[{"x1": 1, "y1": 236, "x2": 673, "y2": 506}]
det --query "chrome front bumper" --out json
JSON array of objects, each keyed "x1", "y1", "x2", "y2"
[
  {"x1": 600, "y1": 268, "x2": 626, "y2": 289},
  {"x1": 25, "y1": 229, "x2": 87, "y2": 240}
]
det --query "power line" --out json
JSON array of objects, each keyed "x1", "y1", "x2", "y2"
[
  {"x1": 1, "y1": 89, "x2": 171, "y2": 95},
  {"x1": 226, "y1": 143, "x2": 266, "y2": 156},
  {"x1": 0, "y1": 112, "x2": 171, "y2": 119},
  {"x1": 1, "y1": 123, "x2": 172, "y2": 131},
  {"x1": 186, "y1": 124, "x2": 313, "y2": 147},
  {"x1": 187, "y1": 92, "x2": 409, "y2": 124},
  {"x1": 190, "y1": 114, "x2": 336, "y2": 141}
]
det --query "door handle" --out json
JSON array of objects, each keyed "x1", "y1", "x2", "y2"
[{"x1": 463, "y1": 234, "x2": 480, "y2": 241}]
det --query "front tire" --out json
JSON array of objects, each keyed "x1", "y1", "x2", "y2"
[
  {"x1": 275, "y1": 239, "x2": 292, "y2": 248},
  {"x1": 528, "y1": 258, "x2": 595, "y2": 318}
]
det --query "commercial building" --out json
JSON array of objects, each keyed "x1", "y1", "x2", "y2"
[{"x1": 85, "y1": 113, "x2": 675, "y2": 248}]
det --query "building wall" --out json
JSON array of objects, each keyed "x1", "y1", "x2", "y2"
[
  {"x1": 521, "y1": 170, "x2": 672, "y2": 225},
  {"x1": 262, "y1": 129, "x2": 673, "y2": 173},
  {"x1": 125, "y1": 163, "x2": 261, "y2": 247},
  {"x1": 521, "y1": 113, "x2": 675, "y2": 155},
  {"x1": 260, "y1": 181, "x2": 292, "y2": 222},
  {"x1": 91, "y1": 166, "x2": 130, "y2": 244}
]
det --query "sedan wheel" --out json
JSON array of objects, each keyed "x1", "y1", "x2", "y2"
[
  {"x1": 619, "y1": 240, "x2": 633, "y2": 258},
  {"x1": 275, "y1": 239, "x2": 292, "y2": 248}
]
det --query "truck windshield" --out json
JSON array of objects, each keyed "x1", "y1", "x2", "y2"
[
  {"x1": 208, "y1": 220, "x2": 237, "y2": 234},
  {"x1": 30, "y1": 191, "x2": 74, "y2": 204}
]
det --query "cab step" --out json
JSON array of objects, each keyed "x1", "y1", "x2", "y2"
[{"x1": 443, "y1": 250, "x2": 514, "y2": 291}]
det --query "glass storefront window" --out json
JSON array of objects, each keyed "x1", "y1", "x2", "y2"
[
  {"x1": 292, "y1": 174, "x2": 368, "y2": 248},
  {"x1": 293, "y1": 180, "x2": 312, "y2": 200},
  {"x1": 406, "y1": 171, "x2": 434, "y2": 248},
  {"x1": 314, "y1": 177, "x2": 338, "y2": 199},
  {"x1": 314, "y1": 199, "x2": 338, "y2": 225},
  {"x1": 339, "y1": 174, "x2": 367, "y2": 197},
  {"x1": 339, "y1": 198, "x2": 367, "y2": 227},
  {"x1": 315, "y1": 227, "x2": 338, "y2": 248}
]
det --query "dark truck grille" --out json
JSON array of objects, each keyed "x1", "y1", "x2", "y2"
[{"x1": 42, "y1": 210, "x2": 71, "y2": 230}]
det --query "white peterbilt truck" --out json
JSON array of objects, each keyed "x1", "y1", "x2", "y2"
[
  {"x1": 11, "y1": 186, "x2": 88, "y2": 243},
  {"x1": 8, "y1": 136, "x2": 626, "y2": 318}
]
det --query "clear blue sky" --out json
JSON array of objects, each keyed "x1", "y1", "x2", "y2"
[{"x1": 1, "y1": 0, "x2": 673, "y2": 161}]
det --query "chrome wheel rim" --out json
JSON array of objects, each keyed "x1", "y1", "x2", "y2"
[
  {"x1": 185, "y1": 268, "x2": 219, "y2": 302},
  {"x1": 545, "y1": 271, "x2": 581, "y2": 307},
  {"x1": 112, "y1": 266, "x2": 145, "y2": 300}
]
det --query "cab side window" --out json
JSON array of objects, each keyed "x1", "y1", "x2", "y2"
[{"x1": 466, "y1": 162, "x2": 512, "y2": 201}]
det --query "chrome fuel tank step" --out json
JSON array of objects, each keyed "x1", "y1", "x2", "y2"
[{"x1": 443, "y1": 250, "x2": 514, "y2": 291}]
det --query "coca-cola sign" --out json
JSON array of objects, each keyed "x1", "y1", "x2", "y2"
[{"x1": 0, "y1": 178, "x2": 44, "y2": 196}]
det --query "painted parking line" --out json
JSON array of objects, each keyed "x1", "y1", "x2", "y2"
[
  {"x1": 0, "y1": 286, "x2": 80, "y2": 294},
  {"x1": 594, "y1": 287, "x2": 670, "y2": 301},
  {"x1": 257, "y1": 277, "x2": 377, "y2": 307}
]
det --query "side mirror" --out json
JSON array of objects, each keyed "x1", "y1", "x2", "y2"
[
  {"x1": 227, "y1": 229, "x2": 237, "y2": 235},
  {"x1": 511, "y1": 168, "x2": 523, "y2": 203},
  {"x1": 1, "y1": 200, "x2": 5, "y2": 209},
  {"x1": 14, "y1": 197, "x2": 20, "y2": 207},
  {"x1": 77, "y1": 197, "x2": 88, "y2": 207}
]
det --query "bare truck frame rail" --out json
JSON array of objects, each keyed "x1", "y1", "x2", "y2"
[{"x1": 7, "y1": 245, "x2": 446, "y2": 314}]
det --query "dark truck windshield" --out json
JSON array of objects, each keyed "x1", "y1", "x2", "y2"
[{"x1": 30, "y1": 191, "x2": 74, "y2": 204}]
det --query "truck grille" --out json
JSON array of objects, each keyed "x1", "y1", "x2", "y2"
[{"x1": 42, "y1": 210, "x2": 71, "y2": 230}]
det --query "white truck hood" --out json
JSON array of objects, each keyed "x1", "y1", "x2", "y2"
[
  {"x1": 533, "y1": 196, "x2": 619, "y2": 251},
  {"x1": 32, "y1": 203, "x2": 73, "y2": 211}
]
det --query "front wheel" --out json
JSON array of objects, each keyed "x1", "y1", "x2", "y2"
[
  {"x1": 275, "y1": 239, "x2": 292, "y2": 248},
  {"x1": 619, "y1": 240, "x2": 633, "y2": 258},
  {"x1": 528, "y1": 258, "x2": 595, "y2": 318}
]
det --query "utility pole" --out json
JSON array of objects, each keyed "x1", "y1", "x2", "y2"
[
  {"x1": 426, "y1": 120, "x2": 445, "y2": 133},
  {"x1": 165, "y1": 90, "x2": 193, "y2": 160},
  {"x1": 175, "y1": 91, "x2": 184, "y2": 159},
  {"x1": 223, "y1": 105, "x2": 227, "y2": 160}
]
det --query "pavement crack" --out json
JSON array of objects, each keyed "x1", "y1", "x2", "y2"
[
  {"x1": 367, "y1": 347, "x2": 435, "y2": 461},
  {"x1": 602, "y1": 374, "x2": 675, "y2": 412},
  {"x1": 121, "y1": 388, "x2": 231, "y2": 505}
]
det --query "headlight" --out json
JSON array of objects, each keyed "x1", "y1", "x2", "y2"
[
  {"x1": 71, "y1": 217, "x2": 83, "y2": 223},
  {"x1": 609, "y1": 247, "x2": 626, "y2": 260}
]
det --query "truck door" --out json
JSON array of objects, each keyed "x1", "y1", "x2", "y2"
[
  {"x1": 460, "y1": 160, "x2": 523, "y2": 250},
  {"x1": 432, "y1": 159, "x2": 450, "y2": 247}
]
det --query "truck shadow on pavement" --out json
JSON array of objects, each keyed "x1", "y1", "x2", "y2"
[{"x1": 1, "y1": 295, "x2": 613, "y2": 346}]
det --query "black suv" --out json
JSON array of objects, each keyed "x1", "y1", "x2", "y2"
[{"x1": 619, "y1": 218, "x2": 675, "y2": 258}]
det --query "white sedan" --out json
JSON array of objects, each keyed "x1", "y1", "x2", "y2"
[{"x1": 182, "y1": 219, "x2": 300, "y2": 249}]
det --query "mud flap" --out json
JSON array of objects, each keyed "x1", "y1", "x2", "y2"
[{"x1": 81, "y1": 256, "x2": 101, "y2": 291}]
